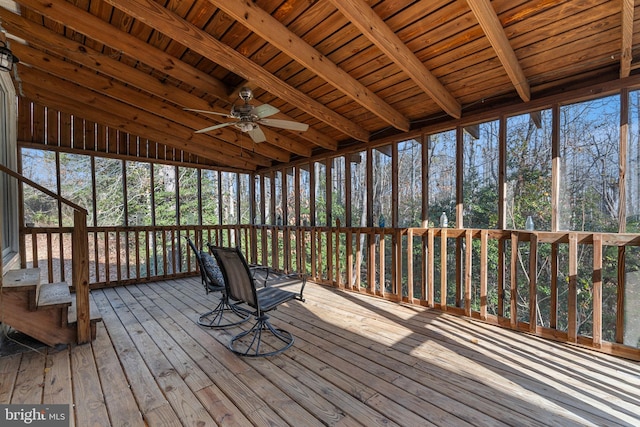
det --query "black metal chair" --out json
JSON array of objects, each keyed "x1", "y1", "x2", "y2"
[
  {"x1": 210, "y1": 246, "x2": 306, "y2": 357},
  {"x1": 184, "y1": 237, "x2": 250, "y2": 328}
]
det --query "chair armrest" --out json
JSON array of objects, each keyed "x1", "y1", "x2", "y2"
[
  {"x1": 263, "y1": 273, "x2": 306, "y2": 302},
  {"x1": 249, "y1": 265, "x2": 271, "y2": 287}
]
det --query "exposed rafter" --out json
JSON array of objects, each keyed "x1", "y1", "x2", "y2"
[
  {"x1": 466, "y1": 0, "x2": 531, "y2": 102},
  {"x1": 13, "y1": 44, "x2": 298, "y2": 162},
  {"x1": 209, "y1": 0, "x2": 410, "y2": 133},
  {"x1": 3, "y1": 24, "x2": 309, "y2": 163},
  {"x1": 0, "y1": 0, "x2": 633, "y2": 173},
  {"x1": 19, "y1": 66, "x2": 264, "y2": 170},
  {"x1": 99, "y1": 0, "x2": 369, "y2": 142},
  {"x1": 620, "y1": 0, "x2": 634, "y2": 78},
  {"x1": 327, "y1": 0, "x2": 461, "y2": 119}
]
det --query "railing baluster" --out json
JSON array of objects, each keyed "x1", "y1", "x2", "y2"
[
  {"x1": 14, "y1": 221, "x2": 640, "y2": 360},
  {"x1": 46, "y1": 231, "x2": 53, "y2": 283}
]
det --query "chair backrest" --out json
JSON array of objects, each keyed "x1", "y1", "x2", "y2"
[
  {"x1": 185, "y1": 236, "x2": 224, "y2": 292},
  {"x1": 199, "y1": 251, "x2": 225, "y2": 291},
  {"x1": 211, "y1": 246, "x2": 258, "y2": 308}
]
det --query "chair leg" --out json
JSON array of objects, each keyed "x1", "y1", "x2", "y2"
[
  {"x1": 198, "y1": 295, "x2": 250, "y2": 328},
  {"x1": 228, "y1": 314, "x2": 294, "y2": 357}
]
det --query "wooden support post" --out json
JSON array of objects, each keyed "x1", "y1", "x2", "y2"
[
  {"x1": 480, "y1": 230, "x2": 488, "y2": 320},
  {"x1": 393, "y1": 228, "x2": 401, "y2": 297},
  {"x1": 616, "y1": 246, "x2": 626, "y2": 344},
  {"x1": 406, "y1": 228, "x2": 414, "y2": 303},
  {"x1": 550, "y1": 242, "x2": 558, "y2": 329},
  {"x1": 368, "y1": 231, "x2": 375, "y2": 294},
  {"x1": 346, "y1": 230, "x2": 353, "y2": 290},
  {"x1": 427, "y1": 228, "x2": 435, "y2": 308},
  {"x1": 440, "y1": 228, "x2": 448, "y2": 310},
  {"x1": 497, "y1": 237, "x2": 505, "y2": 317},
  {"x1": 355, "y1": 231, "x2": 362, "y2": 290},
  {"x1": 510, "y1": 232, "x2": 518, "y2": 328},
  {"x1": 379, "y1": 231, "x2": 386, "y2": 297},
  {"x1": 464, "y1": 229, "x2": 472, "y2": 317},
  {"x1": 73, "y1": 210, "x2": 91, "y2": 344},
  {"x1": 529, "y1": 233, "x2": 538, "y2": 333},
  {"x1": 593, "y1": 234, "x2": 603, "y2": 348},
  {"x1": 335, "y1": 225, "x2": 341, "y2": 288},
  {"x1": 568, "y1": 233, "x2": 578, "y2": 342}
]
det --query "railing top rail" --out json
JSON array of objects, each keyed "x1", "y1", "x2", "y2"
[{"x1": 0, "y1": 164, "x2": 88, "y2": 215}]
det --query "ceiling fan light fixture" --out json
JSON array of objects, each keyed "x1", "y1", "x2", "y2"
[{"x1": 0, "y1": 40, "x2": 19, "y2": 72}]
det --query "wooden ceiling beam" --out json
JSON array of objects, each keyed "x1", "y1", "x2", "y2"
[
  {"x1": 0, "y1": 6, "x2": 316, "y2": 158},
  {"x1": 620, "y1": 0, "x2": 634, "y2": 78},
  {"x1": 4, "y1": 34, "x2": 297, "y2": 162},
  {"x1": 99, "y1": 0, "x2": 370, "y2": 142},
  {"x1": 466, "y1": 0, "x2": 531, "y2": 102},
  {"x1": 13, "y1": 0, "x2": 231, "y2": 102},
  {"x1": 18, "y1": 67, "x2": 265, "y2": 170},
  {"x1": 327, "y1": 0, "x2": 461, "y2": 119},
  {"x1": 209, "y1": 0, "x2": 410, "y2": 133}
]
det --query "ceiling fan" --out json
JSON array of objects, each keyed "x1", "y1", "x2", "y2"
[{"x1": 185, "y1": 87, "x2": 309, "y2": 143}]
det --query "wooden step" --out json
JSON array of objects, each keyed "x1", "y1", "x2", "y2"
[
  {"x1": 37, "y1": 282, "x2": 72, "y2": 309},
  {"x1": 0, "y1": 290, "x2": 75, "y2": 346},
  {"x1": 2, "y1": 268, "x2": 41, "y2": 291},
  {"x1": 68, "y1": 293, "x2": 102, "y2": 325},
  {"x1": 2, "y1": 268, "x2": 42, "y2": 310}
]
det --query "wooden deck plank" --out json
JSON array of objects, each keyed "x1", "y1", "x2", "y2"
[
  {"x1": 166, "y1": 278, "x2": 411, "y2": 427},
  {"x1": 92, "y1": 322, "x2": 144, "y2": 427},
  {"x1": 159, "y1": 276, "x2": 637, "y2": 427},
  {"x1": 294, "y1": 284, "x2": 638, "y2": 426},
  {"x1": 102, "y1": 287, "x2": 217, "y2": 427},
  {"x1": 1, "y1": 277, "x2": 639, "y2": 427},
  {"x1": 70, "y1": 341, "x2": 109, "y2": 426},
  {"x1": 138, "y1": 280, "x2": 315, "y2": 426},
  {"x1": 91, "y1": 290, "x2": 181, "y2": 425},
  {"x1": 154, "y1": 286, "x2": 358, "y2": 426},
  {"x1": 11, "y1": 350, "x2": 45, "y2": 404},
  {"x1": 42, "y1": 348, "x2": 75, "y2": 427},
  {"x1": 318, "y1": 291, "x2": 639, "y2": 425},
  {"x1": 173, "y1": 279, "x2": 480, "y2": 426},
  {"x1": 124, "y1": 284, "x2": 274, "y2": 427},
  {"x1": 111, "y1": 286, "x2": 214, "y2": 392},
  {"x1": 0, "y1": 353, "x2": 21, "y2": 403},
  {"x1": 290, "y1": 287, "x2": 562, "y2": 426}
]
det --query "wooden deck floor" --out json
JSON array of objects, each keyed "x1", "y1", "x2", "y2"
[{"x1": 1, "y1": 277, "x2": 640, "y2": 426}]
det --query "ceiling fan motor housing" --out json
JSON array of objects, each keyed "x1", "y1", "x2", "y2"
[
  {"x1": 231, "y1": 103, "x2": 258, "y2": 121},
  {"x1": 238, "y1": 87, "x2": 254, "y2": 102}
]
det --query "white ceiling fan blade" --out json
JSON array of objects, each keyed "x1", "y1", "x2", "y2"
[
  {"x1": 253, "y1": 104, "x2": 279, "y2": 119},
  {"x1": 184, "y1": 108, "x2": 231, "y2": 118},
  {"x1": 259, "y1": 118, "x2": 309, "y2": 132},
  {"x1": 247, "y1": 125, "x2": 267, "y2": 143},
  {"x1": 194, "y1": 122, "x2": 237, "y2": 133}
]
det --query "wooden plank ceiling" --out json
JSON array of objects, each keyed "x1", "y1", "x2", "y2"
[{"x1": 0, "y1": 0, "x2": 638, "y2": 171}]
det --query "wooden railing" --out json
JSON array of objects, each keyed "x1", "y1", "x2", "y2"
[
  {"x1": 20, "y1": 222, "x2": 640, "y2": 360},
  {"x1": 1, "y1": 164, "x2": 91, "y2": 343}
]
